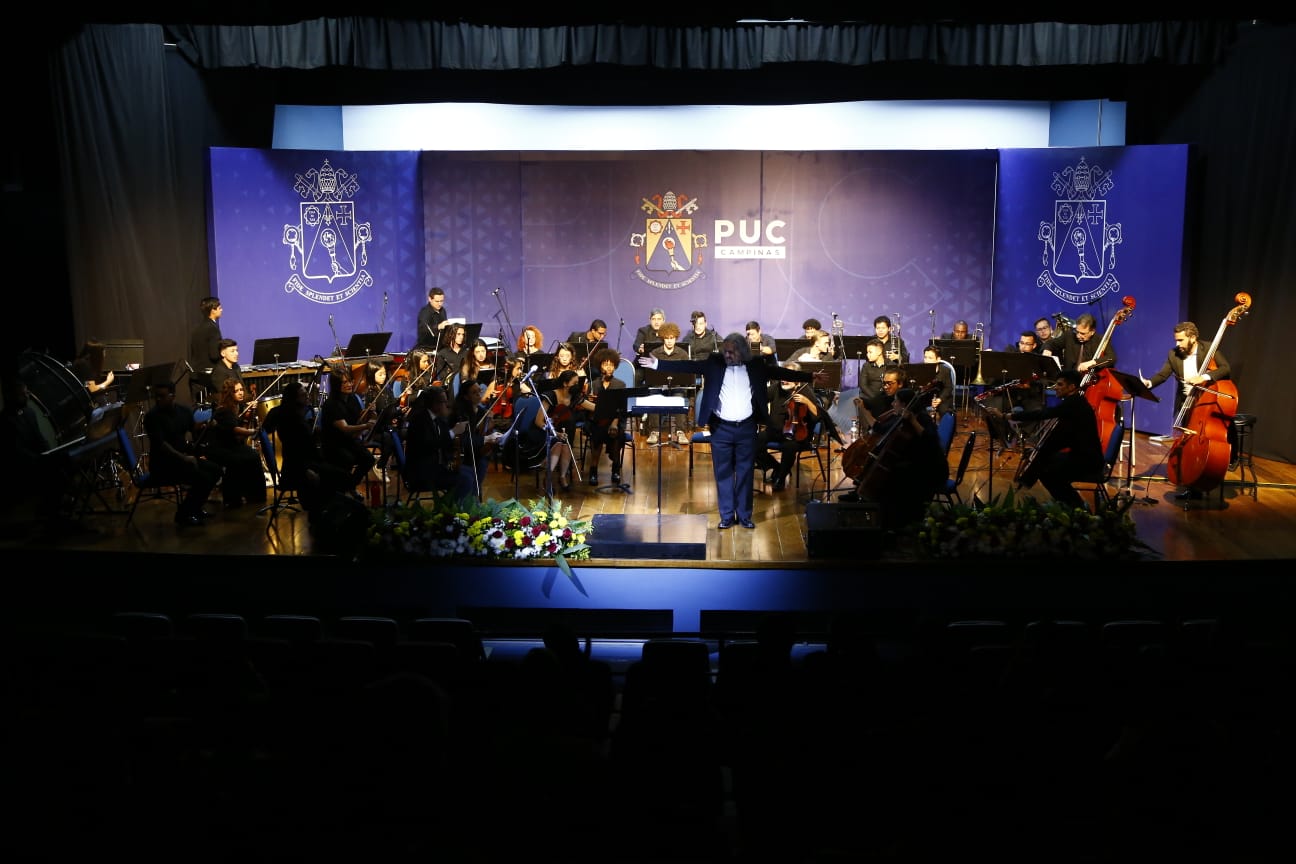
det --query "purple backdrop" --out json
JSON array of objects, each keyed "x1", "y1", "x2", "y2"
[{"x1": 208, "y1": 145, "x2": 1189, "y2": 433}]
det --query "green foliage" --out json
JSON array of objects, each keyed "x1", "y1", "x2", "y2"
[{"x1": 912, "y1": 487, "x2": 1155, "y2": 560}]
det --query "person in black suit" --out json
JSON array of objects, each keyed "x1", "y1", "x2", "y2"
[
  {"x1": 415, "y1": 286, "x2": 450, "y2": 348},
  {"x1": 1141, "y1": 320, "x2": 1235, "y2": 496},
  {"x1": 188, "y1": 296, "x2": 222, "y2": 401},
  {"x1": 640, "y1": 333, "x2": 824, "y2": 529},
  {"x1": 1043, "y1": 312, "x2": 1115, "y2": 376},
  {"x1": 143, "y1": 380, "x2": 223, "y2": 525},
  {"x1": 983, "y1": 369, "x2": 1105, "y2": 510}
]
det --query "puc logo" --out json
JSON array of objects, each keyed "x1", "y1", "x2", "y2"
[
  {"x1": 1037, "y1": 156, "x2": 1124, "y2": 304},
  {"x1": 282, "y1": 159, "x2": 374, "y2": 304},
  {"x1": 630, "y1": 190, "x2": 707, "y2": 289}
]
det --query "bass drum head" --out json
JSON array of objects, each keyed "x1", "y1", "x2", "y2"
[
  {"x1": 257, "y1": 394, "x2": 284, "y2": 425},
  {"x1": 18, "y1": 350, "x2": 92, "y2": 446}
]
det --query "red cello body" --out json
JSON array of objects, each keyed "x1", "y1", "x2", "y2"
[{"x1": 1166, "y1": 293, "x2": 1251, "y2": 493}]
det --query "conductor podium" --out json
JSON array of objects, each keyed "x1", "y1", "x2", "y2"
[{"x1": 589, "y1": 388, "x2": 707, "y2": 560}]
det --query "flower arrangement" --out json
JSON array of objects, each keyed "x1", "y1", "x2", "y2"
[
  {"x1": 365, "y1": 493, "x2": 593, "y2": 577},
  {"x1": 912, "y1": 488, "x2": 1156, "y2": 560}
]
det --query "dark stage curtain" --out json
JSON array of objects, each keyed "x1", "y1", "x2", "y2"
[{"x1": 27, "y1": 19, "x2": 1296, "y2": 460}]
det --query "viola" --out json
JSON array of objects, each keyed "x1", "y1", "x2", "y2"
[
  {"x1": 491, "y1": 384, "x2": 515, "y2": 419},
  {"x1": 1167, "y1": 293, "x2": 1250, "y2": 493},
  {"x1": 782, "y1": 383, "x2": 813, "y2": 442},
  {"x1": 1080, "y1": 296, "x2": 1136, "y2": 450}
]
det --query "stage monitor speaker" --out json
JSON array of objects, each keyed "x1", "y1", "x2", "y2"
[
  {"x1": 102, "y1": 338, "x2": 144, "y2": 370},
  {"x1": 805, "y1": 500, "x2": 883, "y2": 559}
]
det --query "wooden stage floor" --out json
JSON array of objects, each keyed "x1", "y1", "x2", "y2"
[{"x1": 8, "y1": 415, "x2": 1296, "y2": 566}]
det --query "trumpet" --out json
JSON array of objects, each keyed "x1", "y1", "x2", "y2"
[{"x1": 1052, "y1": 312, "x2": 1076, "y2": 332}]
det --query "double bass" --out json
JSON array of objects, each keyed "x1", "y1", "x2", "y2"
[
  {"x1": 1079, "y1": 295, "x2": 1136, "y2": 451},
  {"x1": 1167, "y1": 293, "x2": 1251, "y2": 493}
]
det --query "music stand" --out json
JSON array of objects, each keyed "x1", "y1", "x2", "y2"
[
  {"x1": 1105, "y1": 368, "x2": 1160, "y2": 501},
  {"x1": 776, "y1": 338, "x2": 812, "y2": 361},
  {"x1": 901, "y1": 363, "x2": 940, "y2": 391},
  {"x1": 523, "y1": 352, "x2": 553, "y2": 375},
  {"x1": 592, "y1": 386, "x2": 649, "y2": 493},
  {"x1": 639, "y1": 340, "x2": 664, "y2": 357},
  {"x1": 124, "y1": 362, "x2": 175, "y2": 404},
  {"x1": 978, "y1": 351, "x2": 1057, "y2": 386},
  {"x1": 342, "y1": 332, "x2": 392, "y2": 360},
  {"x1": 572, "y1": 340, "x2": 608, "y2": 361},
  {"x1": 642, "y1": 368, "x2": 694, "y2": 450},
  {"x1": 252, "y1": 336, "x2": 299, "y2": 367},
  {"x1": 795, "y1": 361, "x2": 843, "y2": 391}
]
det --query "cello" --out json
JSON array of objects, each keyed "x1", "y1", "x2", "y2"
[
  {"x1": 1167, "y1": 293, "x2": 1251, "y2": 494},
  {"x1": 1080, "y1": 295, "x2": 1136, "y2": 452}
]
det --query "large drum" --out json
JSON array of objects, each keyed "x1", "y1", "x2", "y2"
[
  {"x1": 18, "y1": 350, "x2": 93, "y2": 447},
  {"x1": 256, "y1": 394, "x2": 284, "y2": 426}
]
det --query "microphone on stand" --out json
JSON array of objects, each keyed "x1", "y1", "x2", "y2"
[{"x1": 491, "y1": 287, "x2": 500, "y2": 296}]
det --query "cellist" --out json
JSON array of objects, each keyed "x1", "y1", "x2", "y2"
[{"x1": 1141, "y1": 321, "x2": 1234, "y2": 501}]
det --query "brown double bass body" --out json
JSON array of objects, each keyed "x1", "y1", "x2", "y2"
[
  {"x1": 1166, "y1": 293, "x2": 1251, "y2": 493},
  {"x1": 1080, "y1": 295, "x2": 1136, "y2": 453}
]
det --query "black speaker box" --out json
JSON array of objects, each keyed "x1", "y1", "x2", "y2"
[{"x1": 805, "y1": 500, "x2": 883, "y2": 559}]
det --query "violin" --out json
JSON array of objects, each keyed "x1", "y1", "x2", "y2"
[{"x1": 782, "y1": 382, "x2": 814, "y2": 442}]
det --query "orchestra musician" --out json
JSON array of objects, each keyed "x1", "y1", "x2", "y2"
[
  {"x1": 143, "y1": 380, "x2": 223, "y2": 526},
  {"x1": 187, "y1": 295, "x2": 222, "y2": 401},
  {"x1": 1140, "y1": 320, "x2": 1236, "y2": 500},
  {"x1": 568, "y1": 320, "x2": 608, "y2": 351},
  {"x1": 548, "y1": 342, "x2": 584, "y2": 379},
  {"x1": 839, "y1": 368, "x2": 948, "y2": 532},
  {"x1": 362, "y1": 360, "x2": 401, "y2": 471},
  {"x1": 873, "y1": 315, "x2": 909, "y2": 365},
  {"x1": 982, "y1": 368, "x2": 1105, "y2": 511},
  {"x1": 262, "y1": 380, "x2": 348, "y2": 511},
  {"x1": 855, "y1": 338, "x2": 889, "y2": 408},
  {"x1": 205, "y1": 378, "x2": 266, "y2": 510},
  {"x1": 1043, "y1": 312, "x2": 1113, "y2": 375},
  {"x1": 517, "y1": 325, "x2": 545, "y2": 359},
  {"x1": 404, "y1": 384, "x2": 461, "y2": 496},
  {"x1": 756, "y1": 362, "x2": 823, "y2": 492},
  {"x1": 434, "y1": 323, "x2": 469, "y2": 385},
  {"x1": 681, "y1": 310, "x2": 721, "y2": 361},
  {"x1": 319, "y1": 371, "x2": 376, "y2": 494},
  {"x1": 415, "y1": 286, "x2": 450, "y2": 348},
  {"x1": 541, "y1": 370, "x2": 593, "y2": 493},
  {"x1": 744, "y1": 321, "x2": 777, "y2": 360},
  {"x1": 452, "y1": 379, "x2": 502, "y2": 500},
  {"x1": 461, "y1": 339, "x2": 503, "y2": 404},
  {"x1": 794, "y1": 329, "x2": 833, "y2": 363},
  {"x1": 584, "y1": 348, "x2": 629, "y2": 488},
  {"x1": 647, "y1": 323, "x2": 690, "y2": 445},
  {"x1": 922, "y1": 345, "x2": 956, "y2": 420},
  {"x1": 70, "y1": 340, "x2": 115, "y2": 407},
  {"x1": 209, "y1": 339, "x2": 244, "y2": 397}
]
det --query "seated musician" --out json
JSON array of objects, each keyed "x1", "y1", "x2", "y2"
[
  {"x1": 794, "y1": 329, "x2": 834, "y2": 363},
  {"x1": 209, "y1": 339, "x2": 244, "y2": 397},
  {"x1": 517, "y1": 325, "x2": 546, "y2": 359},
  {"x1": 756, "y1": 362, "x2": 822, "y2": 492},
  {"x1": 856, "y1": 338, "x2": 889, "y2": 406},
  {"x1": 541, "y1": 370, "x2": 594, "y2": 492},
  {"x1": 205, "y1": 379, "x2": 267, "y2": 510},
  {"x1": 362, "y1": 360, "x2": 402, "y2": 471},
  {"x1": 462, "y1": 339, "x2": 503, "y2": 405},
  {"x1": 583, "y1": 348, "x2": 627, "y2": 487},
  {"x1": 451, "y1": 379, "x2": 502, "y2": 501},
  {"x1": 404, "y1": 385, "x2": 463, "y2": 496},
  {"x1": 263, "y1": 380, "x2": 348, "y2": 511},
  {"x1": 548, "y1": 342, "x2": 583, "y2": 379},
  {"x1": 982, "y1": 369, "x2": 1105, "y2": 511},
  {"x1": 922, "y1": 345, "x2": 956, "y2": 421},
  {"x1": 840, "y1": 369, "x2": 948, "y2": 532},
  {"x1": 433, "y1": 323, "x2": 469, "y2": 386},
  {"x1": 320, "y1": 371, "x2": 376, "y2": 495},
  {"x1": 143, "y1": 380, "x2": 224, "y2": 526},
  {"x1": 648, "y1": 323, "x2": 690, "y2": 445},
  {"x1": 70, "y1": 340, "x2": 115, "y2": 407}
]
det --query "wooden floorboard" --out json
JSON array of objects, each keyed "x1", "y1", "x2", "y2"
[{"x1": 8, "y1": 415, "x2": 1296, "y2": 564}]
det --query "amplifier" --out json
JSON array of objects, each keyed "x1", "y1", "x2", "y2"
[{"x1": 805, "y1": 499, "x2": 883, "y2": 559}]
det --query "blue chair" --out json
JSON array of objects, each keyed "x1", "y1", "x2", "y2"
[
  {"x1": 116, "y1": 426, "x2": 184, "y2": 524},
  {"x1": 605, "y1": 359, "x2": 638, "y2": 478},
  {"x1": 257, "y1": 427, "x2": 300, "y2": 530},
  {"x1": 1072, "y1": 421, "x2": 1126, "y2": 510},
  {"x1": 935, "y1": 430, "x2": 977, "y2": 509},
  {"x1": 937, "y1": 411, "x2": 957, "y2": 456},
  {"x1": 764, "y1": 420, "x2": 827, "y2": 489}
]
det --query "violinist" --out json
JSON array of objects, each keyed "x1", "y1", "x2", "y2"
[
  {"x1": 548, "y1": 342, "x2": 584, "y2": 379},
  {"x1": 840, "y1": 369, "x2": 948, "y2": 531},
  {"x1": 756, "y1": 362, "x2": 822, "y2": 492},
  {"x1": 517, "y1": 325, "x2": 546, "y2": 359},
  {"x1": 489, "y1": 353, "x2": 534, "y2": 435},
  {"x1": 462, "y1": 339, "x2": 503, "y2": 404},
  {"x1": 434, "y1": 323, "x2": 469, "y2": 385},
  {"x1": 362, "y1": 360, "x2": 401, "y2": 471},
  {"x1": 1141, "y1": 321, "x2": 1234, "y2": 500},
  {"x1": 983, "y1": 369, "x2": 1105, "y2": 511},
  {"x1": 320, "y1": 371, "x2": 376, "y2": 494},
  {"x1": 452, "y1": 379, "x2": 503, "y2": 500},
  {"x1": 205, "y1": 379, "x2": 267, "y2": 510},
  {"x1": 402, "y1": 349, "x2": 436, "y2": 410},
  {"x1": 541, "y1": 370, "x2": 593, "y2": 492}
]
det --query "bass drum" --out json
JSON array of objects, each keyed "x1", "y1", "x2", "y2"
[
  {"x1": 256, "y1": 394, "x2": 284, "y2": 426},
  {"x1": 18, "y1": 350, "x2": 92, "y2": 446}
]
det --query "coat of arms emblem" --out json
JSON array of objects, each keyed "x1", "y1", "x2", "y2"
[{"x1": 282, "y1": 159, "x2": 374, "y2": 303}]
